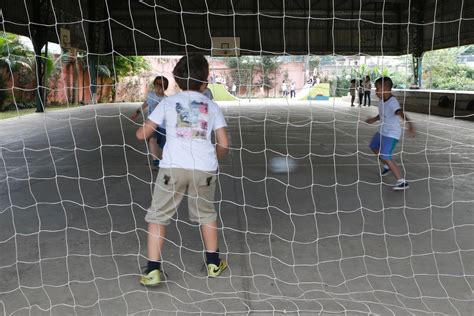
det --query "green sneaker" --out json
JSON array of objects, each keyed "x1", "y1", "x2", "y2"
[
  {"x1": 140, "y1": 269, "x2": 161, "y2": 286},
  {"x1": 207, "y1": 260, "x2": 228, "y2": 277}
]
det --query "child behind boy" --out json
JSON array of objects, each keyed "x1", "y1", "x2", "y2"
[
  {"x1": 349, "y1": 79, "x2": 356, "y2": 107},
  {"x1": 136, "y1": 54, "x2": 229, "y2": 286},
  {"x1": 131, "y1": 76, "x2": 169, "y2": 168},
  {"x1": 365, "y1": 76, "x2": 415, "y2": 191}
]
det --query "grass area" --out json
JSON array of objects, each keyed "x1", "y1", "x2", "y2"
[
  {"x1": 208, "y1": 83, "x2": 238, "y2": 101},
  {"x1": 0, "y1": 104, "x2": 81, "y2": 120}
]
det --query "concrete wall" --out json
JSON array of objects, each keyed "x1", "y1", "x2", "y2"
[{"x1": 392, "y1": 89, "x2": 474, "y2": 119}]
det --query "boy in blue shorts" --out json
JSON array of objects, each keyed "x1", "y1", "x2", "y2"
[
  {"x1": 135, "y1": 54, "x2": 229, "y2": 286},
  {"x1": 131, "y1": 76, "x2": 168, "y2": 168},
  {"x1": 365, "y1": 76, "x2": 415, "y2": 191}
]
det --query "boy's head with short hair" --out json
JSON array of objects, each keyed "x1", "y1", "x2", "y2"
[
  {"x1": 173, "y1": 54, "x2": 209, "y2": 92},
  {"x1": 375, "y1": 76, "x2": 393, "y2": 100},
  {"x1": 153, "y1": 76, "x2": 168, "y2": 96}
]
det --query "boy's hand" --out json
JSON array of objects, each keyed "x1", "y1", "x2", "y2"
[
  {"x1": 365, "y1": 115, "x2": 380, "y2": 124},
  {"x1": 406, "y1": 122, "x2": 416, "y2": 137},
  {"x1": 130, "y1": 110, "x2": 140, "y2": 121},
  {"x1": 136, "y1": 119, "x2": 158, "y2": 141}
]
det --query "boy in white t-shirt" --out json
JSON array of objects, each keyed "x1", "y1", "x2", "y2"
[
  {"x1": 290, "y1": 82, "x2": 296, "y2": 98},
  {"x1": 365, "y1": 76, "x2": 415, "y2": 190},
  {"x1": 281, "y1": 81, "x2": 288, "y2": 97},
  {"x1": 136, "y1": 54, "x2": 229, "y2": 286},
  {"x1": 131, "y1": 76, "x2": 169, "y2": 168}
]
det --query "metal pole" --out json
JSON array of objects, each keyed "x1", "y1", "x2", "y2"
[{"x1": 42, "y1": 41, "x2": 48, "y2": 107}]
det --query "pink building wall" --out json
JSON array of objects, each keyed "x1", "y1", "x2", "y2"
[
  {"x1": 4, "y1": 56, "x2": 309, "y2": 108},
  {"x1": 47, "y1": 62, "x2": 92, "y2": 105}
]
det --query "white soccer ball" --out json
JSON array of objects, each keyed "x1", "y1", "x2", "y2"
[{"x1": 269, "y1": 156, "x2": 297, "y2": 174}]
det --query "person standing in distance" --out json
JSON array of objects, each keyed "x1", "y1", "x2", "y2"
[{"x1": 363, "y1": 75, "x2": 372, "y2": 106}]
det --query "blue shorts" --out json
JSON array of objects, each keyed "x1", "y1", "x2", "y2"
[
  {"x1": 155, "y1": 127, "x2": 166, "y2": 149},
  {"x1": 369, "y1": 132, "x2": 398, "y2": 161}
]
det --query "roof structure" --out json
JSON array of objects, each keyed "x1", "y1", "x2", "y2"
[{"x1": 2, "y1": 0, "x2": 473, "y2": 56}]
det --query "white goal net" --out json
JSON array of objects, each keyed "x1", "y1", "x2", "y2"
[{"x1": 0, "y1": 1, "x2": 473, "y2": 315}]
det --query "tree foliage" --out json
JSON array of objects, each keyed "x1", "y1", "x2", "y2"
[
  {"x1": 0, "y1": 32, "x2": 34, "y2": 110},
  {"x1": 97, "y1": 54, "x2": 150, "y2": 102},
  {"x1": 0, "y1": 33, "x2": 34, "y2": 73},
  {"x1": 226, "y1": 56, "x2": 279, "y2": 92},
  {"x1": 423, "y1": 46, "x2": 474, "y2": 90},
  {"x1": 97, "y1": 55, "x2": 149, "y2": 79},
  {"x1": 256, "y1": 56, "x2": 279, "y2": 90},
  {"x1": 351, "y1": 63, "x2": 412, "y2": 89},
  {"x1": 308, "y1": 56, "x2": 321, "y2": 74}
]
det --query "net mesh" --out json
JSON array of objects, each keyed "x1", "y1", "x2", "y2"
[{"x1": 1, "y1": 1, "x2": 474, "y2": 315}]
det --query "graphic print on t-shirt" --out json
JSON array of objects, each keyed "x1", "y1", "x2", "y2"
[{"x1": 175, "y1": 100, "x2": 209, "y2": 139}]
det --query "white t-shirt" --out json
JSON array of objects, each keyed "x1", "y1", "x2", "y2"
[
  {"x1": 148, "y1": 90, "x2": 227, "y2": 171},
  {"x1": 146, "y1": 92, "x2": 165, "y2": 114},
  {"x1": 378, "y1": 96, "x2": 402, "y2": 140}
]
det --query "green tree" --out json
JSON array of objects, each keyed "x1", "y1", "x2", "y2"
[
  {"x1": 226, "y1": 56, "x2": 254, "y2": 91},
  {"x1": 423, "y1": 46, "x2": 474, "y2": 90},
  {"x1": 226, "y1": 56, "x2": 279, "y2": 97},
  {"x1": 97, "y1": 55, "x2": 149, "y2": 102},
  {"x1": 330, "y1": 69, "x2": 350, "y2": 97},
  {"x1": 256, "y1": 56, "x2": 279, "y2": 96},
  {"x1": 357, "y1": 63, "x2": 411, "y2": 89},
  {"x1": 309, "y1": 56, "x2": 321, "y2": 76},
  {"x1": 0, "y1": 32, "x2": 34, "y2": 110}
]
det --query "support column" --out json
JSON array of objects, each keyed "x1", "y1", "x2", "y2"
[
  {"x1": 413, "y1": 55, "x2": 423, "y2": 88},
  {"x1": 32, "y1": 38, "x2": 45, "y2": 112},
  {"x1": 411, "y1": 1, "x2": 424, "y2": 88},
  {"x1": 31, "y1": 0, "x2": 49, "y2": 112},
  {"x1": 87, "y1": 0, "x2": 105, "y2": 104},
  {"x1": 88, "y1": 55, "x2": 98, "y2": 104}
]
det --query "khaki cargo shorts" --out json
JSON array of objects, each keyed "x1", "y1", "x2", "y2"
[{"x1": 145, "y1": 168, "x2": 218, "y2": 226}]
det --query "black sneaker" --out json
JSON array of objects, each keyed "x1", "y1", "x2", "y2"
[
  {"x1": 393, "y1": 181, "x2": 409, "y2": 191},
  {"x1": 381, "y1": 167, "x2": 391, "y2": 177}
]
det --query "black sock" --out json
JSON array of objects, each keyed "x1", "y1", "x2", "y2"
[
  {"x1": 146, "y1": 260, "x2": 161, "y2": 273},
  {"x1": 205, "y1": 249, "x2": 220, "y2": 266}
]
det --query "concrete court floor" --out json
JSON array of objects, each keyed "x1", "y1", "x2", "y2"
[{"x1": 0, "y1": 99, "x2": 473, "y2": 315}]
